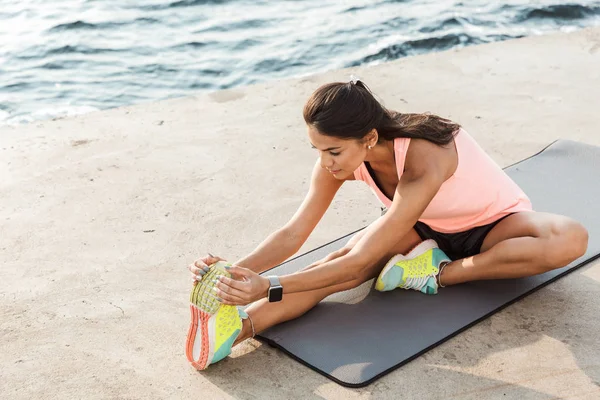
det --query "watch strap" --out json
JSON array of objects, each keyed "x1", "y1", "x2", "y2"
[{"x1": 267, "y1": 275, "x2": 281, "y2": 287}]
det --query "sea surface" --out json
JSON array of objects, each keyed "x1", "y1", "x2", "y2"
[{"x1": 1, "y1": 0, "x2": 600, "y2": 126}]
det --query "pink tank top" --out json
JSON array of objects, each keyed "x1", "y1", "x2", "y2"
[{"x1": 353, "y1": 128, "x2": 533, "y2": 233}]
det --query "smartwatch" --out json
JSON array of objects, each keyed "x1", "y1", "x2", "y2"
[{"x1": 266, "y1": 275, "x2": 283, "y2": 302}]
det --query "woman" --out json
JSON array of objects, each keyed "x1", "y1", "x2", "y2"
[{"x1": 185, "y1": 79, "x2": 588, "y2": 370}]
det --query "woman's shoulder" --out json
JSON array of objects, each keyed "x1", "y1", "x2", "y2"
[{"x1": 404, "y1": 137, "x2": 458, "y2": 180}]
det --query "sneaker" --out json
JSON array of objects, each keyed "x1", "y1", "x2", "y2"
[
  {"x1": 375, "y1": 239, "x2": 451, "y2": 294},
  {"x1": 186, "y1": 260, "x2": 247, "y2": 370}
]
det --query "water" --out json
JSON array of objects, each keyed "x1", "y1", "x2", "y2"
[{"x1": 1, "y1": 0, "x2": 600, "y2": 126}]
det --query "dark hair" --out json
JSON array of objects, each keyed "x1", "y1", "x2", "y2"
[{"x1": 303, "y1": 80, "x2": 459, "y2": 146}]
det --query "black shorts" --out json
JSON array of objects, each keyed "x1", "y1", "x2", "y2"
[{"x1": 413, "y1": 214, "x2": 515, "y2": 261}]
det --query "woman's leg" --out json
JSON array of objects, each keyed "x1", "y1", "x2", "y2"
[
  {"x1": 233, "y1": 228, "x2": 422, "y2": 345},
  {"x1": 439, "y1": 212, "x2": 589, "y2": 286}
]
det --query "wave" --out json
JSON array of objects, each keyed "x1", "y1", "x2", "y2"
[
  {"x1": 48, "y1": 17, "x2": 159, "y2": 32},
  {"x1": 344, "y1": 5, "x2": 370, "y2": 13},
  {"x1": 170, "y1": 41, "x2": 211, "y2": 50},
  {"x1": 45, "y1": 45, "x2": 122, "y2": 56},
  {"x1": 172, "y1": 38, "x2": 260, "y2": 52},
  {"x1": 350, "y1": 30, "x2": 528, "y2": 66},
  {"x1": 127, "y1": 64, "x2": 180, "y2": 74},
  {"x1": 252, "y1": 57, "x2": 309, "y2": 74},
  {"x1": 138, "y1": 0, "x2": 230, "y2": 11},
  {"x1": 506, "y1": 4, "x2": 600, "y2": 23},
  {"x1": 16, "y1": 45, "x2": 157, "y2": 61},
  {"x1": 3, "y1": 81, "x2": 32, "y2": 91},
  {"x1": 418, "y1": 17, "x2": 465, "y2": 34},
  {"x1": 343, "y1": 0, "x2": 396, "y2": 13},
  {"x1": 193, "y1": 18, "x2": 278, "y2": 33},
  {"x1": 49, "y1": 20, "x2": 99, "y2": 31},
  {"x1": 231, "y1": 38, "x2": 262, "y2": 51},
  {"x1": 381, "y1": 16, "x2": 419, "y2": 30},
  {"x1": 516, "y1": 4, "x2": 600, "y2": 22},
  {"x1": 355, "y1": 33, "x2": 480, "y2": 65},
  {"x1": 36, "y1": 59, "x2": 86, "y2": 70}
]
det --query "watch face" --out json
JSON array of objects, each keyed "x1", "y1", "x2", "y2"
[{"x1": 268, "y1": 286, "x2": 283, "y2": 302}]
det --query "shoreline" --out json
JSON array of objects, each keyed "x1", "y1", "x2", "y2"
[{"x1": 1, "y1": 22, "x2": 598, "y2": 129}]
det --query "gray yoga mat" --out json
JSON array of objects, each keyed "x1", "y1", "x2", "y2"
[{"x1": 256, "y1": 139, "x2": 600, "y2": 387}]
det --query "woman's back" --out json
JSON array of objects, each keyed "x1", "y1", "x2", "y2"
[{"x1": 353, "y1": 128, "x2": 533, "y2": 233}]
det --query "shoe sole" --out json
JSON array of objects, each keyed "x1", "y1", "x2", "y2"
[
  {"x1": 186, "y1": 261, "x2": 230, "y2": 370},
  {"x1": 376, "y1": 239, "x2": 438, "y2": 291}
]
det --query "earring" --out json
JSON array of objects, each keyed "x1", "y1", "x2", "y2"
[{"x1": 368, "y1": 145, "x2": 373, "y2": 150}]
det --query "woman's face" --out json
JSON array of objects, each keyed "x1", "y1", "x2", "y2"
[{"x1": 307, "y1": 126, "x2": 367, "y2": 180}]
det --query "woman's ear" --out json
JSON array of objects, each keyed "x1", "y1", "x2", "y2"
[{"x1": 365, "y1": 129, "x2": 379, "y2": 147}]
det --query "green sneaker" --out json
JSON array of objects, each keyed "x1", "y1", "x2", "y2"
[{"x1": 375, "y1": 239, "x2": 450, "y2": 294}]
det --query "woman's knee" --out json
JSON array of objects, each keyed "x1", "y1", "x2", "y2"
[
  {"x1": 542, "y1": 219, "x2": 588, "y2": 269},
  {"x1": 563, "y1": 220, "x2": 589, "y2": 259}
]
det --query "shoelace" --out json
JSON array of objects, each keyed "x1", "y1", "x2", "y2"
[{"x1": 399, "y1": 257, "x2": 437, "y2": 291}]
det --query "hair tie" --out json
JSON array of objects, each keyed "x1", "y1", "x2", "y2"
[{"x1": 349, "y1": 74, "x2": 361, "y2": 85}]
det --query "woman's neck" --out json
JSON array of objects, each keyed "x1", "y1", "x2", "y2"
[{"x1": 364, "y1": 139, "x2": 395, "y2": 169}]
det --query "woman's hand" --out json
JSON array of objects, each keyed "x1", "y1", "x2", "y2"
[
  {"x1": 188, "y1": 253, "x2": 224, "y2": 285},
  {"x1": 214, "y1": 266, "x2": 271, "y2": 306}
]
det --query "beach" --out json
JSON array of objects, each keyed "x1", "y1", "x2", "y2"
[{"x1": 1, "y1": 27, "x2": 600, "y2": 399}]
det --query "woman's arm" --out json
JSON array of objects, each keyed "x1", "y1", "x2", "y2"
[
  {"x1": 215, "y1": 139, "x2": 457, "y2": 304},
  {"x1": 218, "y1": 170, "x2": 444, "y2": 302},
  {"x1": 232, "y1": 160, "x2": 344, "y2": 274},
  {"x1": 277, "y1": 139, "x2": 457, "y2": 293},
  {"x1": 279, "y1": 175, "x2": 441, "y2": 291}
]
